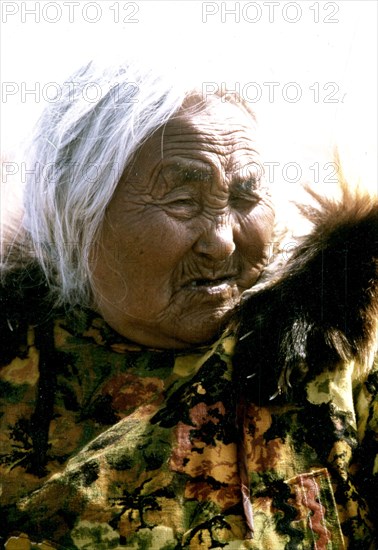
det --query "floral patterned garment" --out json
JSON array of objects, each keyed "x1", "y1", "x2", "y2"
[{"x1": 1, "y1": 310, "x2": 377, "y2": 549}]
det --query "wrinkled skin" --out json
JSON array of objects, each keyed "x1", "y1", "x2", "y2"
[{"x1": 91, "y1": 97, "x2": 275, "y2": 348}]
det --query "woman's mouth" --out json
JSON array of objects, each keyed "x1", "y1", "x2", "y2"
[{"x1": 185, "y1": 276, "x2": 237, "y2": 294}]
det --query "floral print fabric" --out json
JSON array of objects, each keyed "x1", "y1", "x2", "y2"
[{"x1": 1, "y1": 310, "x2": 377, "y2": 549}]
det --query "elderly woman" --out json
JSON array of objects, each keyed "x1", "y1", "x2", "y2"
[{"x1": 0, "y1": 60, "x2": 377, "y2": 549}]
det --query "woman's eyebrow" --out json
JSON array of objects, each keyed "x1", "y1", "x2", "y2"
[
  {"x1": 231, "y1": 181, "x2": 258, "y2": 191},
  {"x1": 231, "y1": 176, "x2": 260, "y2": 192},
  {"x1": 175, "y1": 165, "x2": 213, "y2": 183},
  {"x1": 163, "y1": 161, "x2": 214, "y2": 183}
]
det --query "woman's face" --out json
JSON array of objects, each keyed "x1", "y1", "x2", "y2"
[{"x1": 91, "y1": 98, "x2": 275, "y2": 348}]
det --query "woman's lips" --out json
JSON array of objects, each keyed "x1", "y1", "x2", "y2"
[{"x1": 184, "y1": 276, "x2": 237, "y2": 294}]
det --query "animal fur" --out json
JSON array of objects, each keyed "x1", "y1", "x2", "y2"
[
  {"x1": 233, "y1": 183, "x2": 378, "y2": 404},
  {"x1": 0, "y1": 262, "x2": 51, "y2": 367}
]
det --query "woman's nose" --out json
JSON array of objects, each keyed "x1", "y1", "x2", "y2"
[{"x1": 193, "y1": 216, "x2": 236, "y2": 260}]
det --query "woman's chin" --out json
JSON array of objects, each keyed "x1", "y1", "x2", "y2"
[{"x1": 169, "y1": 306, "x2": 237, "y2": 348}]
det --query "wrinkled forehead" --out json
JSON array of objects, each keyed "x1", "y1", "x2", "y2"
[
  {"x1": 176, "y1": 93, "x2": 257, "y2": 137},
  {"x1": 130, "y1": 96, "x2": 260, "y2": 176}
]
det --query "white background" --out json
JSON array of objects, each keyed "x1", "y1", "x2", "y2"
[{"x1": 1, "y1": 0, "x2": 377, "y2": 194}]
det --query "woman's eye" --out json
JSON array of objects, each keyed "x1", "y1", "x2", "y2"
[
  {"x1": 166, "y1": 197, "x2": 197, "y2": 209},
  {"x1": 230, "y1": 193, "x2": 260, "y2": 210},
  {"x1": 170, "y1": 199, "x2": 194, "y2": 207},
  {"x1": 229, "y1": 177, "x2": 264, "y2": 211},
  {"x1": 163, "y1": 197, "x2": 199, "y2": 219}
]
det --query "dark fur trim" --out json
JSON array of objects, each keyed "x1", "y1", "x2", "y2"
[
  {"x1": 233, "y1": 185, "x2": 378, "y2": 404},
  {"x1": 0, "y1": 263, "x2": 52, "y2": 367}
]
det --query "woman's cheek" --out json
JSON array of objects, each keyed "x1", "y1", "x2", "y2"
[
  {"x1": 250, "y1": 199, "x2": 275, "y2": 236},
  {"x1": 157, "y1": 211, "x2": 199, "y2": 249},
  {"x1": 136, "y1": 216, "x2": 196, "y2": 271},
  {"x1": 237, "y1": 207, "x2": 274, "y2": 261}
]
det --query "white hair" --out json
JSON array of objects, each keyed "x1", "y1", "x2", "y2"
[{"x1": 10, "y1": 59, "x2": 257, "y2": 308}]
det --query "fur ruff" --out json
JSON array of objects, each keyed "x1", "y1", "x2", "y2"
[{"x1": 233, "y1": 184, "x2": 378, "y2": 403}]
